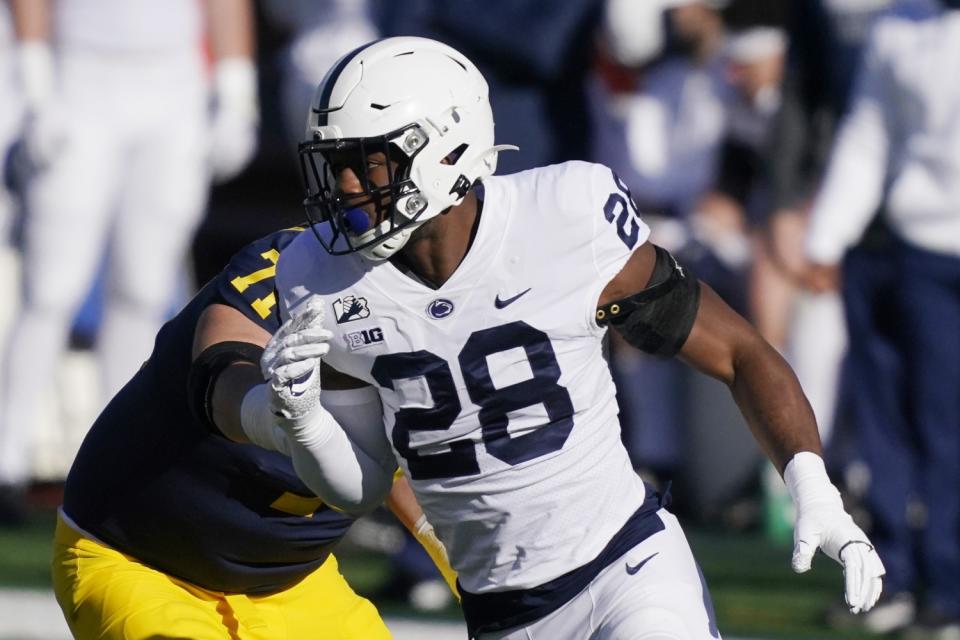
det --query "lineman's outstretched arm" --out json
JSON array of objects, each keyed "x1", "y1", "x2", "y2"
[
  {"x1": 598, "y1": 242, "x2": 884, "y2": 614},
  {"x1": 386, "y1": 472, "x2": 459, "y2": 598},
  {"x1": 192, "y1": 302, "x2": 395, "y2": 514}
]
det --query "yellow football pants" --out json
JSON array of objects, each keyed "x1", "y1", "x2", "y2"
[{"x1": 52, "y1": 514, "x2": 392, "y2": 640}]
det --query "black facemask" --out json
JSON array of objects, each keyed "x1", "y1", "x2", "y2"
[{"x1": 298, "y1": 125, "x2": 423, "y2": 256}]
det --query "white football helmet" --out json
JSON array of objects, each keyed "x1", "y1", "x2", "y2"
[{"x1": 299, "y1": 36, "x2": 516, "y2": 260}]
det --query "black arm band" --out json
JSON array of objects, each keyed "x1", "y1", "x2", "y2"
[
  {"x1": 187, "y1": 341, "x2": 265, "y2": 435},
  {"x1": 596, "y1": 245, "x2": 701, "y2": 357}
]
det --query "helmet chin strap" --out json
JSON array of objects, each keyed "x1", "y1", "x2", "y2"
[{"x1": 358, "y1": 224, "x2": 418, "y2": 261}]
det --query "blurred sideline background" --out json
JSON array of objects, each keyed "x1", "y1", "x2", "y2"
[{"x1": 0, "y1": 0, "x2": 955, "y2": 638}]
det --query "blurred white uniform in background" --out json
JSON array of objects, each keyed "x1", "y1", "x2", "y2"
[
  {"x1": 805, "y1": 2, "x2": 960, "y2": 630},
  {"x1": 0, "y1": 5, "x2": 20, "y2": 241},
  {"x1": 0, "y1": 0, "x2": 257, "y2": 494},
  {"x1": 0, "y1": 6, "x2": 22, "y2": 399}
]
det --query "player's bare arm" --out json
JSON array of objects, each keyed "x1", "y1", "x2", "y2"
[
  {"x1": 599, "y1": 240, "x2": 884, "y2": 614},
  {"x1": 192, "y1": 303, "x2": 270, "y2": 444},
  {"x1": 600, "y1": 241, "x2": 821, "y2": 472},
  {"x1": 680, "y1": 284, "x2": 823, "y2": 471},
  {"x1": 386, "y1": 474, "x2": 459, "y2": 596}
]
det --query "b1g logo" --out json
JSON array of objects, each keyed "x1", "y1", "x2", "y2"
[
  {"x1": 333, "y1": 295, "x2": 371, "y2": 323},
  {"x1": 344, "y1": 327, "x2": 385, "y2": 351}
]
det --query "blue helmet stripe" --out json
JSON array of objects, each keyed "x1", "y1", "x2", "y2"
[{"x1": 314, "y1": 39, "x2": 382, "y2": 126}]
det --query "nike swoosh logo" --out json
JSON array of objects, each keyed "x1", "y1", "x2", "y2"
[
  {"x1": 625, "y1": 552, "x2": 659, "y2": 575},
  {"x1": 288, "y1": 371, "x2": 315, "y2": 397},
  {"x1": 494, "y1": 288, "x2": 532, "y2": 309}
]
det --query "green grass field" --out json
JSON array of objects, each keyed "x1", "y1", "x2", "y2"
[{"x1": 0, "y1": 507, "x2": 890, "y2": 639}]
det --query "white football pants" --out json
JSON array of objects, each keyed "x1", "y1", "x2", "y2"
[
  {"x1": 0, "y1": 47, "x2": 209, "y2": 485},
  {"x1": 479, "y1": 510, "x2": 721, "y2": 640},
  {"x1": 0, "y1": 37, "x2": 22, "y2": 240}
]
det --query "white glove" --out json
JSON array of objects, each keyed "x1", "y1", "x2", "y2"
[
  {"x1": 239, "y1": 299, "x2": 332, "y2": 453},
  {"x1": 209, "y1": 57, "x2": 259, "y2": 183},
  {"x1": 785, "y1": 452, "x2": 886, "y2": 614},
  {"x1": 261, "y1": 299, "x2": 332, "y2": 426},
  {"x1": 16, "y1": 41, "x2": 63, "y2": 169},
  {"x1": 255, "y1": 299, "x2": 393, "y2": 513}
]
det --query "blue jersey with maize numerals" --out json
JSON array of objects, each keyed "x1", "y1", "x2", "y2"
[{"x1": 63, "y1": 228, "x2": 354, "y2": 594}]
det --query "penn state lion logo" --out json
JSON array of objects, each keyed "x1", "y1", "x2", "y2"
[{"x1": 426, "y1": 298, "x2": 455, "y2": 319}]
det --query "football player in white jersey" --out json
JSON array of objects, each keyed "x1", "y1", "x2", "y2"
[
  {"x1": 217, "y1": 37, "x2": 885, "y2": 639},
  {"x1": 0, "y1": 0, "x2": 258, "y2": 519}
]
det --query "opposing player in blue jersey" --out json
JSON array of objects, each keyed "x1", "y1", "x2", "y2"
[
  {"x1": 53, "y1": 227, "x2": 455, "y2": 639},
  {"x1": 226, "y1": 37, "x2": 886, "y2": 639}
]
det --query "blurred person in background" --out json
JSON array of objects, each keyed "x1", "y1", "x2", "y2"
[
  {"x1": 749, "y1": 0, "x2": 893, "y2": 556},
  {"x1": 0, "y1": 2, "x2": 22, "y2": 355},
  {"x1": 0, "y1": 2, "x2": 21, "y2": 245},
  {"x1": 589, "y1": 0, "x2": 733, "y2": 485},
  {"x1": 681, "y1": 6, "x2": 793, "y2": 541},
  {"x1": 604, "y1": 0, "x2": 729, "y2": 225},
  {"x1": 802, "y1": 0, "x2": 960, "y2": 635},
  {"x1": 693, "y1": 4, "x2": 788, "y2": 333},
  {"x1": 756, "y1": 0, "x2": 892, "y2": 451},
  {"x1": 0, "y1": 0, "x2": 258, "y2": 525},
  {"x1": 376, "y1": 0, "x2": 604, "y2": 175},
  {"x1": 261, "y1": 0, "x2": 378, "y2": 151}
]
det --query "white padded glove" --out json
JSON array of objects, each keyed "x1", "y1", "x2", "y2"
[
  {"x1": 209, "y1": 57, "x2": 259, "y2": 183},
  {"x1": 786, "y1": 452, "x2": 886, "y2": 614},
  {"x1": 261, "y1": 299, "x2": 332, "y2": 425},
  {"x1": 253, "y1": 299, "x2": 392, "y2": 512},
  {"x1": 243, "y1": 299, "x2": 394, "y2": 512},
  {"x1": 240, "y1": 299, "x2": 331, "y2": 453}
]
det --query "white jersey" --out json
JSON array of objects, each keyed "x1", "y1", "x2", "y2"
[
  {"x1": 807, "y1": 1, "x2": 960, "y2": 261},
  {"x1": 276, "y1": 161, "x2": 651, "y2": 593},
  {"x1": 54, "y1": 0, "x2": 203, "y2": 53}
]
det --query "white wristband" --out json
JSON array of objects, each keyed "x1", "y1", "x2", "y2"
[
  {"x1": 16, "y1": 41, "x2": 55, "y2": 111},
  {"x1": 414, "y1": 514, "x2": 430, "y2": 536},
  {"x1": 214, "y1": 57, "x2": 258, "y2": 120},
  {"x1": 783, "y1": 451, "x2": 843, "y2": 508},
  {"x1": 239, "y1": 384, "x2": 289, "y2": 454}
]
